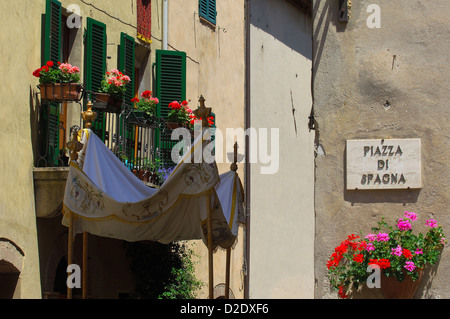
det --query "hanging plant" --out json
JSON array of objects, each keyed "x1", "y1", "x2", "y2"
[
  {"x1": 327, "y1": 211, "x2": 446, "y2": 298},
  {"x1": 33, "y1": 61, "x2": 82, "y2": 101},
  {"x1": 94, "y1": 69, "x2": 131, "y2": 113}
]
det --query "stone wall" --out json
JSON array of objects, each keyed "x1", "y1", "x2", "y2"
[{"x1": 313, "y1": 0, "x2": 450, "y2": 298}]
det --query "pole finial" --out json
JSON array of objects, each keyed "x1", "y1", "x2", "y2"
[
  {"x1": 82, "y1": 100, "x2": 97, "y2": 129},
  {"x1": 194, "y1": 95, "x2": 212, "y2": 128},
  {"x1": 67, "y1": 127, "x2": 83, "y2": 161},
  {"x1": 230, "y1": 142, "x2": 238, "y2": 172}
]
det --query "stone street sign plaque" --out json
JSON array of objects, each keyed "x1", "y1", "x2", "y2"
[{"x1": 346, "y1": 138, "x2": 422, "y2": 190}]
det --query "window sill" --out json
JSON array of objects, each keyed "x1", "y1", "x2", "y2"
[{"x1": 199, "y1": 16, "x2": 216, "y2": 31}]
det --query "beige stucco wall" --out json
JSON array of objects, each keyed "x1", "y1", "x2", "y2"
[
  {"x1": 151, "y1": 0, "x2": 247, "y2": 299},
  {"x1": 313, "y1": 0, "x2": 450, "y2": 298},
  {"x1": 0, "y1": 0, "x2": 45, "y2": 298},
  {"x1": 248, "y1": 0, "x2": 315, "y2": 298},
  {"x1": 0, "y1": 0, "x2": 143, "y2": 299}
]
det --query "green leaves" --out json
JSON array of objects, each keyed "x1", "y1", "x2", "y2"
[{"x1": 327, "y1": 211, "x2": 446, "y2": 298}]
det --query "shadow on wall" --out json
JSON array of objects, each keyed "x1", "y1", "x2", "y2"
[
  {"x1": 30, "y1": 86, "x2": 41, "y2": 167},
  {"x1": 250, "y1": 0, "x2": 313, "y2": 61},
  {"x1": 312, "y1": 0, "x2": 348, "y2": 84}
]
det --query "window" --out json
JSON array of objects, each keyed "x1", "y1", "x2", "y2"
[
  {"x1": 84, "y1": 17, "x2": 107, "y2": 141},
  {"x1": 155, "y1": 50, "x2": 186, "y2": 166},
  {"x1": 199, "y1": 0, "x2": 217, "y2": 26},
  {"x1": 39, "y1": 0, "x2": 62, "y2": 167},
  {"x1": 38, "y1": 0, "x2": 81, "y2": 167},
  {"x1": 118, "y1": 32, "x2": 137, "y2": 164}
]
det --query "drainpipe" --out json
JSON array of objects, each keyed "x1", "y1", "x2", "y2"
[{"x1": 163, "y1": 0, "x2": 168, "y2": 50}]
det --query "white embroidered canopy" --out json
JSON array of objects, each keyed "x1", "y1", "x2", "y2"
[{"x1": 62, "y1": 128, "x2": 244, "y2": 249}]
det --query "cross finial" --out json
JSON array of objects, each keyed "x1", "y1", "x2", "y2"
[{"x1": 193, "y1": 95, "x2": 212, "y2": 128}]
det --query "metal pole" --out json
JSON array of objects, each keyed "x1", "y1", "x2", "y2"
[
  {"x1": 207, "y1": 191, "x2": 214, "y2": 299},
  {"x1": 163, "y1": 0, "x2": 168, "y2": 50},
  {"x1": 82, "y1": 232, "x2": 88, "y2": 299},
  {"x1": 225, "y1": 248, "x2": 231, "y2": 299},
  {"x1": 67, "y1": 212, "x2": 73, "y2": 299}
]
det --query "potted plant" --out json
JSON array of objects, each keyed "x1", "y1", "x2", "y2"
[
  {"x1": 94, "y1": 69, "x2": 131, "y2": 113},
  {"x1": 130, "y1": 90, "x2": 159, "y2": 122},
  {"x1": 166, "y1": 100, "x2": 194, "y2": 129},
  {"x1": 33, "y1": 61, "x2": 82, "y2": 101},
  {"x1": 166, "y1": 100, "x2": 216, "y2": 130},
  {"x1": 327, "y1": 211, "x2": 446, "y2": 299}
]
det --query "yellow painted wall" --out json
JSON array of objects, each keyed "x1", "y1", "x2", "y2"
[{"x1": 0, "y1": 0, "x2": 46, "y2": 298}]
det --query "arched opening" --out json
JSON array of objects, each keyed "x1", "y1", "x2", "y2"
[
  {"x1": 53, "y1": 257, "x2": 68, "y2": 294},
  {"x1": 0, "y1": 261, "x2": 20, "y2": 299},
  {"x1": 0, "y1": 239, "x2": 24, "y2": 299},
  {"x1": 52, "y1": 256, "x2": 82, "y2": 298}
]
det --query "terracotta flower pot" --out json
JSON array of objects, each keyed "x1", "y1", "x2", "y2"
[
  {"x1": 39, "y1": 83, "x2": 82, "y2": 102},
  {"x1": 93, "y1": 93, "x2": 123, "y2": 113},
  {"x1": 381, "y1": 269, "x2": 423, "y2": 299}
]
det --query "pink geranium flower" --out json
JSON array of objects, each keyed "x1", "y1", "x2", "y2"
[
  {"x1": 404, "y1": 261, "x2": 416, "y2": 272},
  {"x1": 397, "y1": 218, "x2": 412, "y2": 231},
  {"x1": 376, "y1": 233, "x2": 390, "y2": 241},
  {"x1": 426, "y1": 219, "x2": 438, "y2": 228},
  {"x1": 404, "y1": 211, "x2": 418, "y2": 221},
  {"x1": 391, "y1": 245, "x2": 402, "y2": 257},
  {"x1": 365, "y1": 233, "x2": 377, "y2": 242}
]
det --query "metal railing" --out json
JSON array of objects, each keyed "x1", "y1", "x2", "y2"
[{"x1": 36, "y1": 90, "x2": 180, "y2": 186}]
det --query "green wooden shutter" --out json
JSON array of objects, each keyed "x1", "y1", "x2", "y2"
[
  {"x1": 42, "y1": 0, "x2": 62, "y2": 166},
  {"x1": 119, "y1": 33, "x2": 135, "y2": 108},
  {"x1": 155, "y1": 50, "x2": 186, "y2": 118},
  {"x1": 44, "y1": 0, "x2": 61, "y2": 64},
  {"x1": 118, "y1": 33, "x2": 136, "y2": 164},
  {"x1": 155, "y1": 50, "x2": 186, "y2": 166},
  {"x1": 85, "y1": 17, "x2": 107, "y2": 141},
  {"x1": 199, "y1": 0, "x2": 217, "y2": 25}
]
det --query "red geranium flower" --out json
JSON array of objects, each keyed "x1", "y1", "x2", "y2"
[
  {"x1": 141, "y1": 90, "x2": 152, "y2": 98},
  {"x1": 402, "y1": 248, "x2": 413, "y2": 260},
  {"x1": 169, "y1": 101, "x2": 181, "y2": 110},
  {"x1": 353, "y1": 254, "x2": 364, "y2": 263}
]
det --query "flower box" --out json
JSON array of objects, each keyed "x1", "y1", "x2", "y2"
[
  {"x1": 166, "y1": 121, "x2": 183, "y2": 130},
  {"x1": 94, "y1": 69, "x2": 130, "y2": 113},
  {"x1": 127, "y1": 110, "x2": 150, "y2": 126},
  {"x1": 93, "y1": 93, "x2": 123, "y2": 113},
  {"x1": 39, "y1": 83, "x2": 82, "y2": 102},
  {"x1": 34, "y1": 61, "x2": 82, "y2": 102},
  {"x1": 327, "y1": 211, "x2": 446, "y2": 299},
  {"x1": 381, "y1": 268, "x2": 424, "y2": 299}
]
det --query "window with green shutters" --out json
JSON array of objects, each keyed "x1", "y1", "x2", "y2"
[
  {"x1": 119, "y1": 32, "x2": 136, "y2": 108},
  {"x1": 40, "y1": 0, "x2": 62, "y2": 167},
  {"x1": 155, "y1": 50, "x2": 186, "y2": 167},
  {"x1": 84, "y1": 17, "x2": 107, "y2": 141},
  {"x1": 118, "y1": 32, "x2": 137, "y2": 164},
  {"x1": 199, "y1": 0, "x2": 217, "y2": 25}
]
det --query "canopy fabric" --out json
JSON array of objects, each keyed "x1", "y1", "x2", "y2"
[{"x1": 62, "y1": 129, "x2": 244, "y2": 248}]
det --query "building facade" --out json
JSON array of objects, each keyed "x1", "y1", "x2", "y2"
[
  {"x1": 313, "y1": 0, "x2": 450, "y2": 298},
  {"x1": 247, "y1": 0, "x2": 314, "y2": 298},
  {"x1": 1, "y1": 0, "x2": 448, "y2": 300}
]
